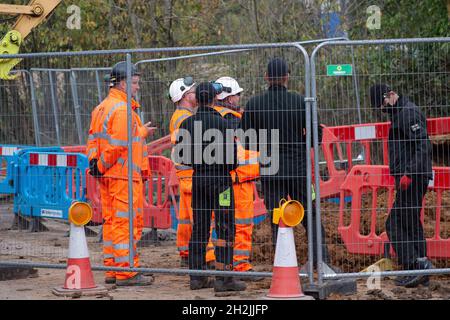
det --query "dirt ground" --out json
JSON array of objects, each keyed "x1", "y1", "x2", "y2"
[{"x1": 1, "y1": 199, "x2": 450, "y2": 300}]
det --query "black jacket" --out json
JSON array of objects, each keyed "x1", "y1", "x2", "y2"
[
  {"x1": 177, "y1": 105, "x2": 237, "y2": 178},
  {"x1": 240, "y1": 84, "x2": 322, "y2": 180},
  {"x1": 387, "y1": 96, "x2": 433, "y2": 181}
]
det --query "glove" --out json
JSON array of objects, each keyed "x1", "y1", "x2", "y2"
[
  {"x1": 399, "y1": 175, "x2": 412, "y2": 190},
  {"x1": 89, "y1": 159, "x2": 103, "y2": 178},
  {"x1": 141, "y1": 170, "x2": 149, "y2": 182}
]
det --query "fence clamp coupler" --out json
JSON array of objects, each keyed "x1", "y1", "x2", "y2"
[{"x1": 304, "y1": 97, "x2": 317, "y2": 102}]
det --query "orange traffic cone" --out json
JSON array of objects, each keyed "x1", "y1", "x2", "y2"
[
  {"x1": 53, "y1": 202, "x2": 107, "y2": 297},
  {"x1": 265, "y1": 219, "x2": 314, "y2": 300}
]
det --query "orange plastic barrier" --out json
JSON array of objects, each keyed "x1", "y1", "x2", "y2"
[
  {"x1": 86, "y1": 155, "x2": 176, "y2": 229},
  {"x1": 63, "y1": 135, "x2": 173, "y2": 157},
  {"x1": 147, "y1": 135, "x2": 172, "y2": 156},
  {"x1": 62, "y1": 145, "x2": 87, "y2": 154},
  {"x1": 86, "y1": 174, "x2": 103, "y2": 224},
  {"x1": 320, "y1": 117, "x2": 450, "y2": 199},
  {"x1": 338, "y1": 165, "x2": 450, "y2": 258},
  {"x1": 326, "y1": 117, "x2": 450, "y2": 170},
  {"x1": 311, "y1": 126, "x2": 347, "y2": 198},
  {"x1": 253, "y1": 183, "x2": 267, "y2": 218},
  {"x1": 142, "y1": 156, "x2": 175, "y2": 229}
]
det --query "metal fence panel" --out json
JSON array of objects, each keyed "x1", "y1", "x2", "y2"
[
  {"x1": 0, "y1": 43, "x2": 319, "y2": 285},
  {"x1": 310, "y1": 38, "x2": 450, "y2": 284}
]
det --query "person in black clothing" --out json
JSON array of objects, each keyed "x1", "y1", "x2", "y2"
[
  {"x1": 370, "y1": 84, "x2": 433, "y2": 288},
  {"x1": 175, "y1": 82, "x2": 246, "y2": 292},
  {"x1": 240, "y1": 57, "x2": 333, "y2": 269}
]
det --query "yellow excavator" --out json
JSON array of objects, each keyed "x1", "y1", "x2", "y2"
[{"x1": 0, "y1": 0, "x2": 61, "y2": 79}]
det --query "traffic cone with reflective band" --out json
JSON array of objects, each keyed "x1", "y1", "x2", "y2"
[
  {"x1": 265, "y1": 199, "x2": 313, "y2": 300},
  {"x1": 53, "y1": 202, "x2": 107, "y2": 297},
  {"x1": 265, "y1": 220, "x2": 313, "y2": 299}
]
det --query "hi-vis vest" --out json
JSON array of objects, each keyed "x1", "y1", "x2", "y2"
[
  {"x1": 86, "y1": 88, "x2": 149, "y2": 180},
  {"x1": 169, "y1": 107, "x2": 194, "y2": 191},
  {"x1": 213, "y1": 106, "x2": 260, "y2": 183}
]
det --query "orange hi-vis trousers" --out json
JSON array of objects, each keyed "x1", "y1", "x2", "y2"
[
  {"x1": 232, "y1": 181, "x2": 255, "y2": 271},
  {"x1": 102, "y1": 177, "x2": 144, "y2": 280}
]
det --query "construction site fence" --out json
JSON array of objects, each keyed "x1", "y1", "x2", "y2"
[
  {"x1": 0, "y1": 40, "x2": 322, "y2": 285},
  {"x1": 310, "y1": 38, "x2": 450, "y2": 284},
  {"x1": 0, "y1": 37, "x2": 449, "y2": 287}
]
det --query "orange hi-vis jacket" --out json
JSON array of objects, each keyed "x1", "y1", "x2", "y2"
[
  {"x1": 170, "y1": 107, "x2": 194, "y2": 256},
  {"x1": 170, "y1": 106, "x2": 194, "y2": 145},
  {"x1": 169, "y1": 106, "x2": 195, "y2": 192},
  {"x1": 87, "y1": 88, "x2": 149, "y2": 180},
  {"x1": 213, "y1": 106, "x2": 259, "y2": 183}
]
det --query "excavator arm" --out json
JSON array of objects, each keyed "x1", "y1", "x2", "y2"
[{"x1": 0, "y1": 0, "x2": 61, "y2": 79}]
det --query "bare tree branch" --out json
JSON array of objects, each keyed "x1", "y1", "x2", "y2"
[{"x1": 127, "y1": 0, "x2": 142, "y2": 47}]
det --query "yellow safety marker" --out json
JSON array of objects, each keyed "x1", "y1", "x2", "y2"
[
  {"x1": 272, "y1": 199, "x2": 304, "y2": 227},
  {"x1": 68, "y1": 201, "x2": 93, "y2": 226}
]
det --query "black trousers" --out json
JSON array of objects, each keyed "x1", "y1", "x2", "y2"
[
  {"x1": 386, "y1": 178, "x2": 429, "y2": 268},
  {"x1": 261, "y1": 178, "x2": 330, "y2": 265},
  {"x1": 189, "y1": 175, "x2": 235, "y2": 275}
]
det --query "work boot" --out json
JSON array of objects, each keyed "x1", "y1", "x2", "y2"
[
  {"x1": 180, "y1": 257, "x2": 189, "y2": 268},
  {"x1": 239, "y1": 269, "x2": 264, "y2": 282},
  {"x1": 394, "y1": 257, "x2": 433, "y2": 288},
  {"x1": 206, "y1": 261, "x2": 215, "y2": 270},
  {"x1": 104, "y1": 277, "x2": 116, "y2": 284},
  {"x1": 116, "y1": 274, "x2": 154, "y2": 286},
  {"x1": 214, "y1": 277, "x2": 247, "y2": 292},
  {"x1": 394, "y1": 275, "x2": 430, "y2": 288},
  {"x1": 190, "y1": 277, "x2": 214, "y2": 290}
]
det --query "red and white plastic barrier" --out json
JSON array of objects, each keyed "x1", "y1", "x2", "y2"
[
  {"x1": 338, "y1": 165, "x2": 450, "y2": 258},
  {"x1": 0, "y1": 146, "x2": 19, "y2": 156},
  {"x1": 29, "y1": 153, "x2": 78, "y2": 167}
]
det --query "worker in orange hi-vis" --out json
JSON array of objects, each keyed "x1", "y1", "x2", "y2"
[
  {"x1": 213, "y1": 77, "x2": 261, "y2": 280},
  {"x1": 86, "y1": 61, "x2": 156, "y2": 286},
  {"x1": 168, "y1": 77, "x2": 216, "y2": 269}
]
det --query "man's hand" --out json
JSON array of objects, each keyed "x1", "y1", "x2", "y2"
[
  {"x1": 142, "y1": 121, "x2": 157, "y2": 138},
  {"x1": 89, "y1": 159, "x2": 103, "y2": 178},
  {"x1": 399, "y1": 175, "x2": 412, "y2": 190}
]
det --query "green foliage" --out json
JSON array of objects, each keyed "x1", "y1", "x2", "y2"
[
  {"x1": 1, "y1": 0, "x2": 447, "y2": 52},
  {"x1": 349, "y1": 0, "x2": 449, "y2": 39}
]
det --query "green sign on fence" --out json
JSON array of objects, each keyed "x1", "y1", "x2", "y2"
[{"x1": 327, "y1": 64, "x2": 353, "y2": 76}]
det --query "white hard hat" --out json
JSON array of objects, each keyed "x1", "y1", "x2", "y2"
[
  {"x1": 169, "y1": 76, "x2": 196, "y2": 103},
  {"x1": 215, "y1": 76, "x2": 243, "y2": 100}
]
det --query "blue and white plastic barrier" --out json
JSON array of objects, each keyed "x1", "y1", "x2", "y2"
[{"x1": 13, "y1": 151, "x2": 88, "y2": 220}]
